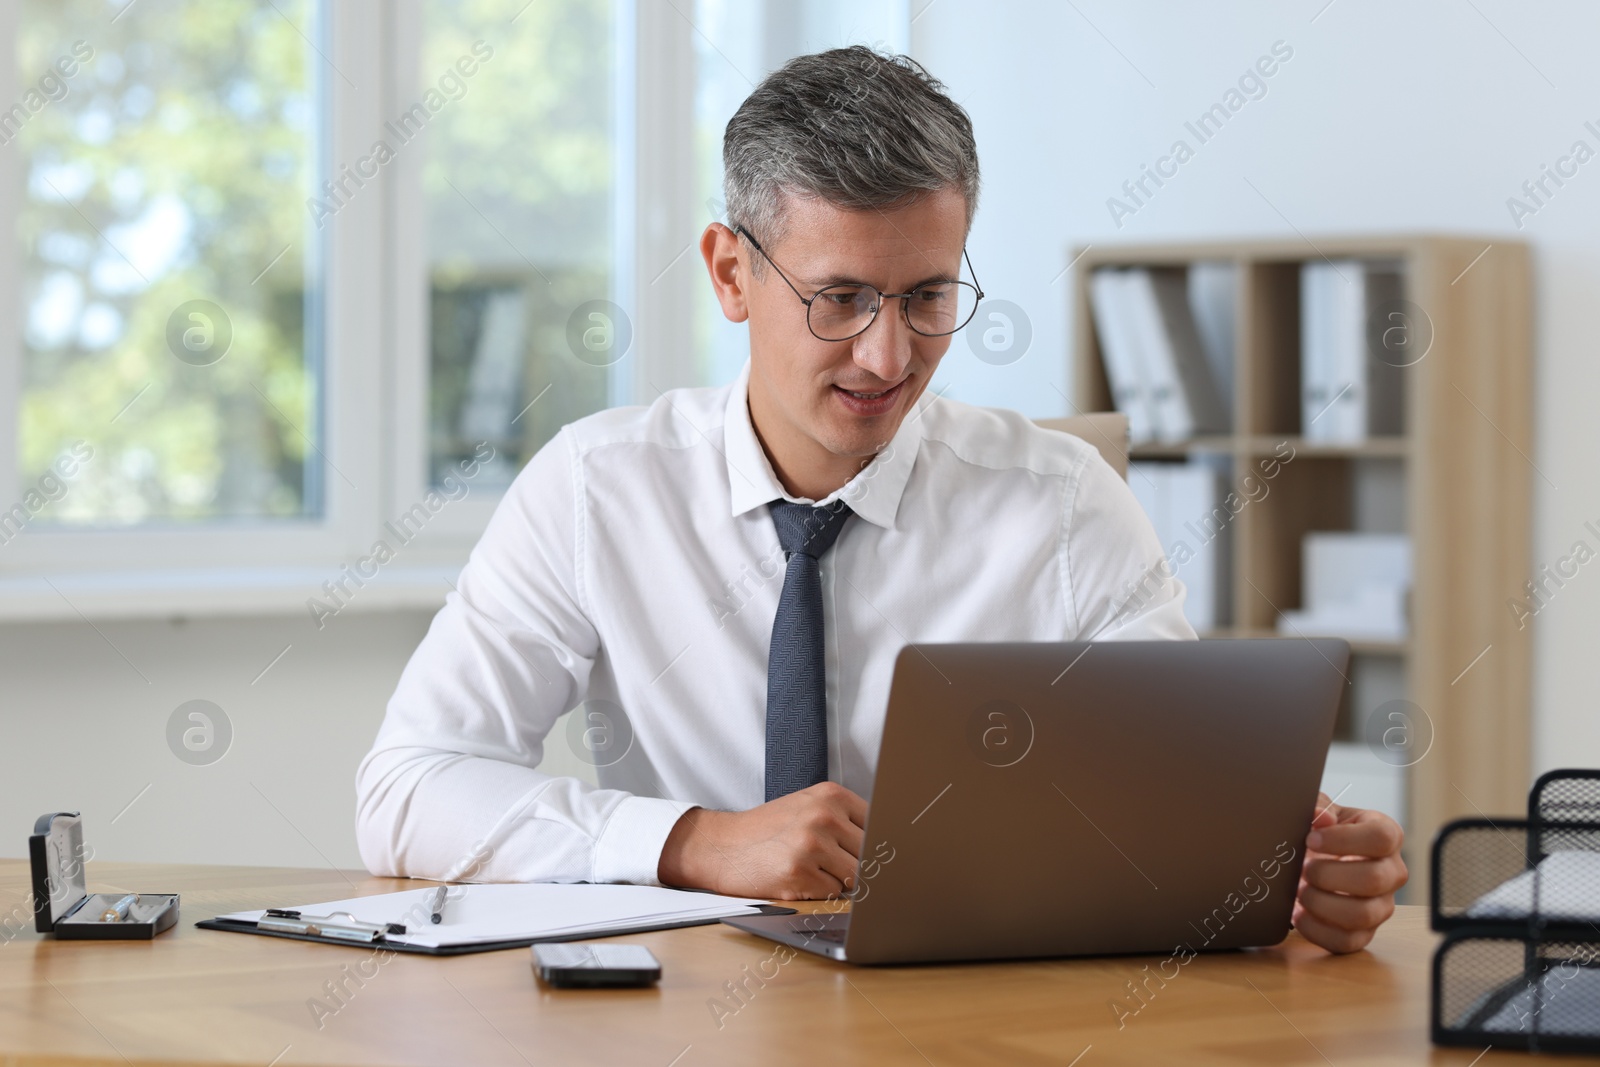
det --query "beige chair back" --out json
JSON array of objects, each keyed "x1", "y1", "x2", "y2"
[{"x1": 1033, "y1": 412, "x2": 1130, "y2": 482}]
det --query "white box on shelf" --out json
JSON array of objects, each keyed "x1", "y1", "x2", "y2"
[
  {"x1": 1278, "y1": 532, "x2": 1412, "y2": 640},
  {"x1": 1278, "y1": 585, "x2": 1409, "y2": 640},
  {"x1": 1305, "y1": 532, "x2": 1410, "y2": 611}
]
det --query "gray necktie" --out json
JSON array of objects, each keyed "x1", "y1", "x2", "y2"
[{"x1": 765, "y1": 499, "x2": 854, "y2": 802}]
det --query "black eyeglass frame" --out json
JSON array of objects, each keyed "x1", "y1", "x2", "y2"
[{"x1": 733, "y1": 224, "x2": 986, "y2": 342}]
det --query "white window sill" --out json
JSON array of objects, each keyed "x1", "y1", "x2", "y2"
[{"x1": 0, "y1": 566, "x2": 460, "y2": 622}]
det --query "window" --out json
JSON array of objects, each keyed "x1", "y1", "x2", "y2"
[
  {"x1": 14, "y1": 0, "x2": 322, "y2": 525},
  {"x1": 420, "y1": 0, "x2": 620, "y2": 492}
]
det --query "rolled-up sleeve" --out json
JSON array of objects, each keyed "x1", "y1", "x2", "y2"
[
  {"x1": 1064, "y1": 445, "x2": 1200, "y2": 643},
  {"x1": 355, "y1": 428, "x2": 694, "y2": 885}
]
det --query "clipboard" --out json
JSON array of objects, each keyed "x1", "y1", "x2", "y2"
[
  {"x1": 196, "y1": 883, "x2": 797, "y2": 956},
  {"x1": 195, "y1": 906, "x2": 798, "y2": 956}
]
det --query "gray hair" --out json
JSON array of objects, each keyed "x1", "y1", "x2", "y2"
[{"x1": 722, "y1": 46, "x2": 980, "y2": 264}]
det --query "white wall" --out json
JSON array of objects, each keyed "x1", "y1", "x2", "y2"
[
  {"x1": 914, "y1": 0, "x2": 1600, "y2": 776},
  {"x1": 0, "y1": 611, "x2": 599, "y2": 868},
  {"x1": 1, "y1": 613, "x2": 423, "y2": 869}
]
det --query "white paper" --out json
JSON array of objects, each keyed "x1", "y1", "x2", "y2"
[
  {"x1": 1304, "y1": 533, "x2": 1411, "y2": 613},
  {"x1": 1465, "y1": 850, "x2": 1600, "y2": 923},
  {"x1": 1463, "y1": 962, "x2": 1600, "y2": 1035},
  {"x1": 220, "y1": 883, "x2": 766, "y2": 949}
]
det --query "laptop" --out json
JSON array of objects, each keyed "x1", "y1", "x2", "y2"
[{"x1": 721, "y1": 638, "x2": 1349, "y2": 965}]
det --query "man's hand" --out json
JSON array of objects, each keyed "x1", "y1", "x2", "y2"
[
  {"x1": 657, "y1": 782, "x2": 866, "y2": 900},
  {"x1": 1292, "y1": 791, "x2": 1408, "y2": 954}
]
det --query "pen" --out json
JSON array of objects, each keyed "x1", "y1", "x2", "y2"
[
  {"x1": 100, "y1": 893, "x2": 138, "y2": 923},
  {"x1": 430, "y1": 884, "x2": 448, "y2": 925},
  {"x1": 263, "y1": 909, "x2": 407, "y2": 936},
  {"x1": 258, "y1": 911, "x2": 391, "y2": 943}
]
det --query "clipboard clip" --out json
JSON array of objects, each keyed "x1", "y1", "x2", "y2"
[{"x1": 259, "y1": 909, "x2": 405, "y2": 942}]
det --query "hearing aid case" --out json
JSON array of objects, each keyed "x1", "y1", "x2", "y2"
[{"x1": 30, "y1": 811, "x2": 179, "y2": 939}]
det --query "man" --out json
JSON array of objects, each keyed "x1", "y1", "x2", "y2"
[{"x1": 357, "y1": 46, "x2": 1405, "y2": 955}]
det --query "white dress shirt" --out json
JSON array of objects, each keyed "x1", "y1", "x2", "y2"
[{"x1": 356, "y1": 360, "x2": 1196, "y2": 886}]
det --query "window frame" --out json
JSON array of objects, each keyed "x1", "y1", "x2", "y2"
[
  {"x1": 0, "y1": 0, "x2": 705, "y2": 593},
  {"x1": 385, "y1": 0, "x2": 701, "y2": 543},
  {"x1": 0, "y1": 0, "x2": 386, "y2": 577}
]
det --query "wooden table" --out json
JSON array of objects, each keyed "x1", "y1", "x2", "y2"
[{"x1": 0, "y1": 861, "x2": 1589, "y2": 1066}]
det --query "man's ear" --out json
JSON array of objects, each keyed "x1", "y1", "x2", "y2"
[{"x1": 701, "y1": 222, "x2": 750, "y2": 324}]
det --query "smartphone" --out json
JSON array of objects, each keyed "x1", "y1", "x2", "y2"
[{"x1": 532, "y1": 942, "x2": 662, "y2": 988}]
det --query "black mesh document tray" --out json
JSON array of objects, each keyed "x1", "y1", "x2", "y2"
[{"x1": 1430, "y1": 769, "x2": 1600, "y2": 1053}]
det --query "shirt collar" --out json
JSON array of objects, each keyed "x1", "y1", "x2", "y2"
[{"x1": 723, "y1": 358, "x2": 924, "y2": 531}]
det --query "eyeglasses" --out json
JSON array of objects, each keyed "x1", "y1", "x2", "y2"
[{"x1": 734, "y1": 225, "x2": 985, "y2": 342}]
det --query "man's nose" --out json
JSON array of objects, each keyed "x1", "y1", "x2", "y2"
[{"x1": 850, "y1": 298, "x2": 914, "y2": 382}]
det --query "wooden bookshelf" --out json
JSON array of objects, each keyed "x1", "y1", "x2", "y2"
[
  {"x1": 1070, "y1": 235, "x2": 1533, "y2": 898},
  {"x1": 1199, "y1": 627, "x2": 1409, "y2": 659}
]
